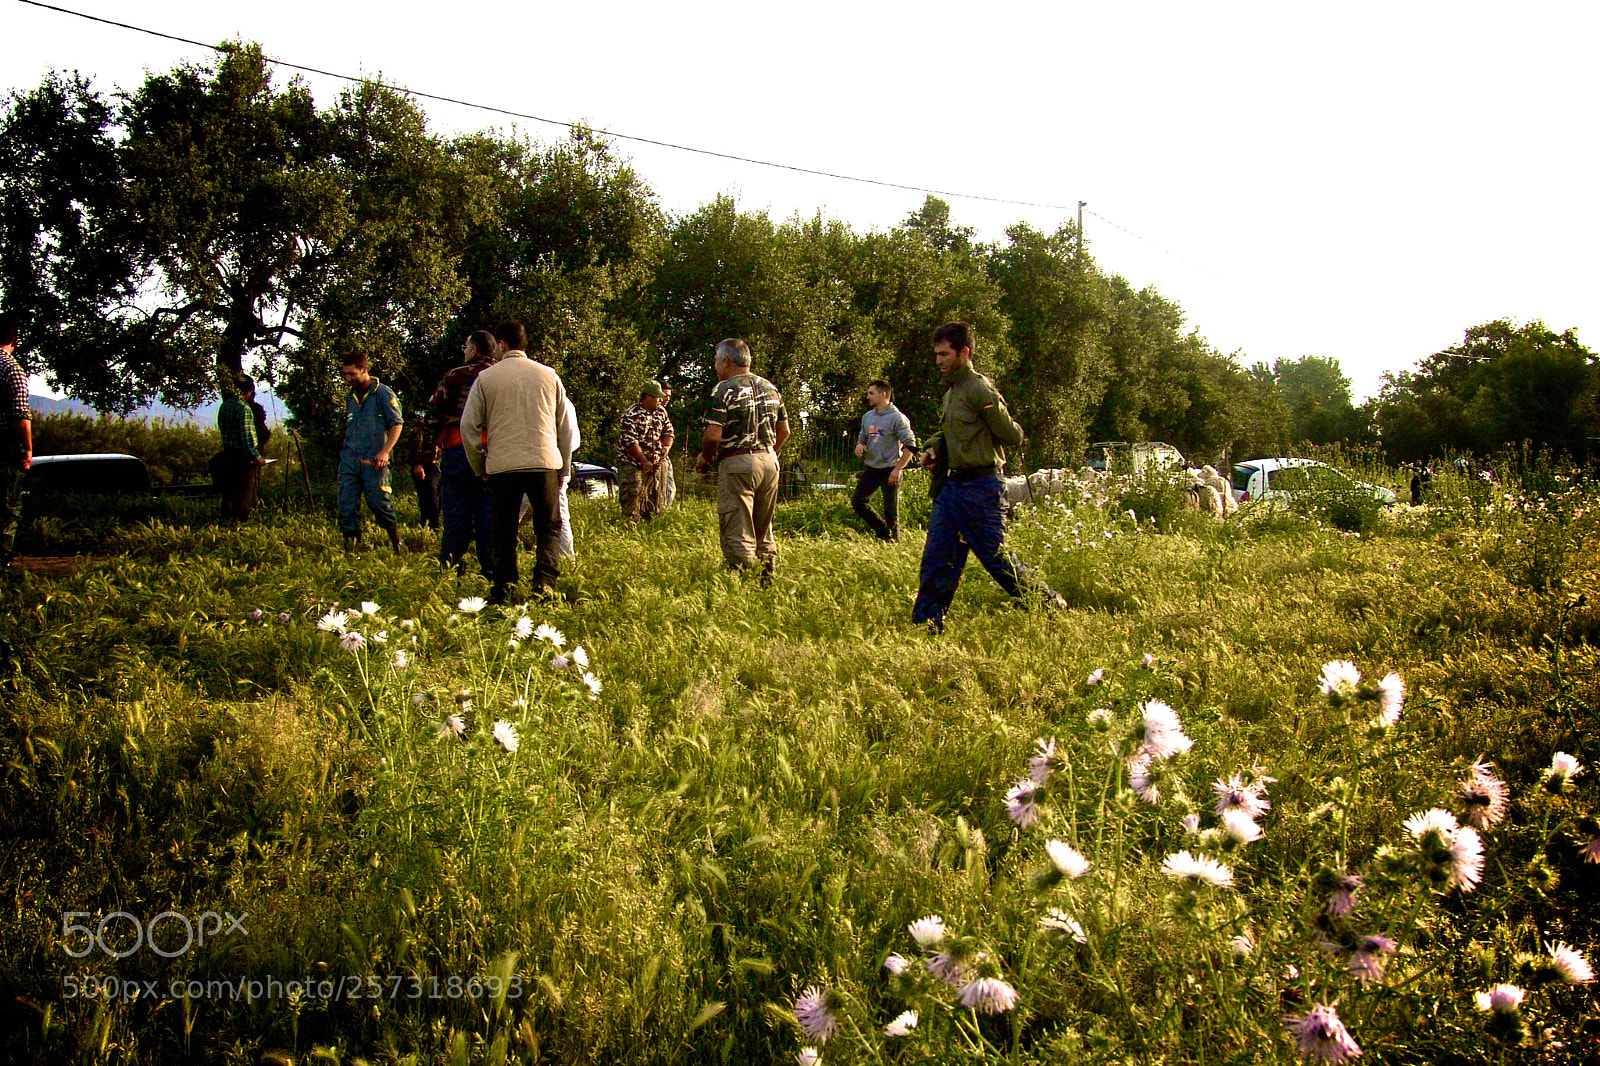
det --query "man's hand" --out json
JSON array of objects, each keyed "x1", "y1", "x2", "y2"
[
  {"x1": 887, "y1": 468, "x2": 903, "y2": 487},
  {"x1": 372, "y1": 453, "x2": 390, "y2": 471},
  {"x1": 21, "y1": 451, "x2": 31, "y2": 471},
  {"x1": 694, "y1": 454, "x2": 710, "y2": 474},
  {"x1": 412, "y1": 464, "x2": 426, "y2": 481},
  {"x1": 920, "y1": 446, "x2": 938, "y2": 469},
  {"x1": 853, "y1": 442, "x2": 867, "y2": 459}
]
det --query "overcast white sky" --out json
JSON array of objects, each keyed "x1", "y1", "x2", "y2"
[{"x1": 8, "y1": 0, "x2": 1598, "y2": 401}]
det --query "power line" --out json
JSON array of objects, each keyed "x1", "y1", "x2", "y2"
[{"x1": 1084, "y1": 208, "x2": 1221, "y2": 279}]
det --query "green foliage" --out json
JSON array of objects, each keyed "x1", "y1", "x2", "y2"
[
  {"x1": 1258, "y1": 354, "x2": 1374, "y2": 446},
  {"x1": 32, "y1": 412, "x2": 221, "y2": 486}
]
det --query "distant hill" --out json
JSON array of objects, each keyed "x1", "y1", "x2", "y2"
[{"x1": 29, "y1": 387, "x2": 285, "y2": 425}]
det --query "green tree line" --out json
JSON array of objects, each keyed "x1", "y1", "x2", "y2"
[{"x1": 4, "y1": 46, "x2": 1596, "y2": 467}]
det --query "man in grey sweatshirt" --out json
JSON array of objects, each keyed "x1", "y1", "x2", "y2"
[{"x1": 851, "y1": 379, "x2": 917, "y2": 541}]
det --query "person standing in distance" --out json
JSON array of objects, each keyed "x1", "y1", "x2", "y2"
[
  {"x1": 615, "y1": 380, "x2": 673, "y2": 521},
  {"x1": 337, "y1": 352, "x2": 404, "y2": 552},
  {"x1": 430, "y1": 330, "x2": 501, "y2": 582},
  {"x1": 912, "y1": 322, "x2": 1067, "y2": 629},
  {"x1": 0, "y1": 318, "x2": 31, "y2": 570},
  {"x1": 851, "y1": 379, "x2": 917, "y2": 541},
  {"x1": 658, "y1": 383, "x2": 678, "y2": 510},
  {"x1": 460, "y1": 320, "x2": 573, "y2": 606},
  {"x1": 694, "y1": 339, "x2": 789, "y2": 581},
  {"x1": 216, "y1": 373, "x2": 267, "y2": 522}
]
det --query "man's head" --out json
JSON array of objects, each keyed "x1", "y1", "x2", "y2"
[
  {"x1": 713, "y1": 338, "x2": 752, "y2": 381},
  {"x1": 0, "y1": 317, "x2": 17, "y2": 351},
  {"x1": 340, "y1": 352, "x2": 371, "y2": 390},
  {"x1": 661, "y1": 382, "x2": 673, "y2": 404},
  {"x1": 640, "y1": 379, "x2": 665, "y2": 411},
  {"x1": 465, "y1": 329, "x2": 496, "y2": 362},
  {"x1": 931, "y1": 322, "x2": 974, "y2": 381},
  {"x1": 237, "y1": 374, "x2": 256, "y2": 401},
  {"x1": 493, "y1": 320, "x2": 528, "y2": 355},
  {"x1": 866, "y1": 379, "x2": 892, "y2": 408}
]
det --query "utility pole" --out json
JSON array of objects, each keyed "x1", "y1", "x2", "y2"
[{"x1": 1077, "y1": 201, "x2": 1086, "y2": 256}]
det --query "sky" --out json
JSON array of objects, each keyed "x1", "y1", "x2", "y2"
[{"x1": 7, "y1": 0, "x2": 1599, "y2": 402}]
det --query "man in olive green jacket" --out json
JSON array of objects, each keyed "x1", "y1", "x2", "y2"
[{"x1": 913, "y1": 322, "x2": 1067, "y2": 629}]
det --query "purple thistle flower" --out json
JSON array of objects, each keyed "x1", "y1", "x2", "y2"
[
  {"x1": 1325, "y1": 874, "x2": 1363, "y2": 917},
  {"x1": 277, "y1": 612, "x2": 292, "y2": 625},
  {"x1": 1286, "y1": 1003, "x2": 1362, "y2": 1063},
  {"x1": 957, "y1": 976, "x2": 1019, "y2": 1014},
  {"x1": 794, "y1": 985, "x2": 840, "y2": 1044},
  {"x1": 1346, "y1": 936, "x2": 1396, "y2": 983},
  {"x1": 1005, "y1": 778, "x2": 1044, "y2": 827},
  {"x1": 1458, "y1": 762, "x2": 1509, "y2": 829},
  {"x1": 1213, "y1": 773, "x2": 1272, "y2": 819}
]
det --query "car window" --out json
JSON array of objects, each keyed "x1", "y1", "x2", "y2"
[{"x1": 1231, "y1": 465, "x2": 1256, "y2": 492}]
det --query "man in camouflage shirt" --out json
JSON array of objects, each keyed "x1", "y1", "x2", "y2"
[
  {"x1": 695, "y1": 338, "x2": 789, "y2": 578},
  {"x1": 428, "y1": 330, "x2": 499, "y2": 578},
  {"x1": 615, "y1": 380, "x2": 674, "y2": 520}
]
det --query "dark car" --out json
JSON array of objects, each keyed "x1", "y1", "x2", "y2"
[
  {"x1": 23, "y1": 453, "x2": 153, "y2": 495},
  {"x1": 570, "y1": 460, "x2": 617, "y2": 497}
]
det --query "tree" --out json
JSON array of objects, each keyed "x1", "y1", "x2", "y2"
[
  {"x1": 1, "y1": 45, "x2": 491, "y2": 423},
  {"x1": 1260, "y1": 355, "x2": 1371, "y2": 446}
]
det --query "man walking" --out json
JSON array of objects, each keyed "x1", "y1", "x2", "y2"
[
  {"x1": 851, "y1": 379, "x2": 917, "y2": 541},
  {"x1": 430, "y1": 329, "x2": 499, "y2": 579},
  {"x1": 912, "y1": 322, "x2": 1066, "y2": 630},
  {"x1": 616, "y1": 380, "x2": 674, "y2": 520},
  {"x1": 337, "y1": 352, "x2": 404, "y2": 552},
  {"x1": 0, "y1": 318, "x2": 31, "y2": 570},
  {"x1": 216, "y1": 373, "x2": 266, "y2": 522},
  {"x1": 461, "y1": 320, "x2": 574, "y2": 606},
  {"x1": 694, "y1": 339, "x2": 789, "y2": 580},
  {"x1": 406, "y1": 413, "x2": 442, "y2": 530}
]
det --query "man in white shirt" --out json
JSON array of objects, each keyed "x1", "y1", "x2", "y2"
[{"x1": 460, "y1": 320, "x2": 574, "y2": 605}]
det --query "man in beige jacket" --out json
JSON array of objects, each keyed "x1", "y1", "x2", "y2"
[{"x1": 461, "y1": 320, "x2": 574, "y2": 605}]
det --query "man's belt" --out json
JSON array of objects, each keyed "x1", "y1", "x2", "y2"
[
  {"x1": 947, "y1": 465, "x2": 998, "y2": 481},
  {"x1": 718, "y1": 447, "x2": 770, "y2": 458}
]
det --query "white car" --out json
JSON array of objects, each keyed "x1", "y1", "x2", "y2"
[{"x1": 1231, "y1": 457, "x2": 1397, "y2": 506}]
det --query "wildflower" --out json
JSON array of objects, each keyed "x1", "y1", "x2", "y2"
[
  {"x1": 1137, "y1": 699, "x2": 1192, "y2": 759},
  {"x1": 1474, "y1": 984, "x2": 1525, "y2": 1013},
  {"x1": 1447, "y1": 826, "x2": 1485, "y2": 891},
  {"x1": 1221, "y1": 808, "x2": 1263, "y2": 844},
  {"x1": 794, "y1": 985, "x2": 840, "y2": 1043},
  {"x1": 359, "y1": 601, "x2": 380, "y2": 616},
  {"x1": 533, "y1": 623, "x2": 566, "y2": 648},
  {"x1": 1580, "y1": 837, "x2": 1600, "y2": 864},
  {"x1": 492, "y1": 720, "x2": 519, "y2": 753},
  {"x1": 908, "y1": 915, "x2": 946, "y2": 949},
  {"x1": 884, "y1": 1010, "x2": 918, "y2": 1037},
  {"x1": 412, "y1": 692, "x2": 427, "y2": 706},
  {"x1": 393, "y1": 649, "x2": 408, "y2": 669},
  {"x1": 1287, "y1": 1003, "x2": 1362, "y2": 1063},
  {"x1": 551, "y1": 654, "x2": 570, "y2": 669},
  {"x1": 454, "y1": 689, "x2": 472, "y2": 711},
  {"x1": 1086, "y1": 668, "x2": 1104, "y2": 686},
  {"x1": 438, "y1": 715, "x2": 466, "y2": 740},
  {"x1": 1375, "y1": 672, "x2": 1404, "y2": 727},
  {"x1": 249, "y1": 608, "x2": 264, "y2": 623},
  {"x1": 1459, "y1": 762, "x2": 1509, "y2": 829},
  {"x1": 339, "y1": 631, "x2": 366, "y2": 652},
  {"x1": 1143, "y1": 652, "x2": 1155, "y2": 667},
  {"x1": 1044, "y1": 839, "x2": 1091, "y2": 879},
  {"x1": 512, "y1": 616, "x2": 534, "y2": 642},
  {"x1": 317, "y1": 608, "x2": 351, "y2": 634},
  {"x1": 1181, "y1": 813, "x2": 1201, "y2": 835},
  {"x1": 1129, "y1": 753, "x2": 1161, "y2": 804},
  {"x1": 1547, "y1": 941, "x2": 1594, "y2": 984},
  {"x1": 457, "y1": 596, "x2": 486, "y2": 614},
  {"x1": 1543, "y1": 751, "x2": 1584, "y2": 793},
  {"x1": 581, "y1": 671, "x2": 602, "y2": 700},
  {"x1": 1039, "y1": 909, "x2": 1087, "y2": 943},
  {"x1": 370, "y1": 630, "x2": 386, "y2": 643},
  {"x1": 573, "y1": 645, "x2": 589, "y2": 668},
  {"x1": 1325, "y1": 873, "x2": 1363, "y2": 917},
  {"x1": 1404, "y1": 807, "x2": 1458, "y2": 845},
  {"x1": 1029, "y1": 737, "x2": 1065, "y2": 785},
  {"x1": 1005, "y1": 779, "x2": 1044, "y2": 827},
  {"x1": 1161, "y1": 850, "x2": 1234, "y2": 888},
  {"x1": 1214, "y1": 774, "x2": 1272, "y2": 819},
  {"x1": 1230, "y1": 934, "x2": 1253, "y2": 957},
  {"x1": 277, "y1": 612, "x2": 292, "y2": 625},
  {"x1": 928, "y1": 942, "x2": 980, "y2": 985},
  {"x1": 796, "y1": 1048, "x2": 820, "y2": 1066},
  {"x1": 1319, "y1": 660, "x2": 1362, "y2": 699},
  {"x1": 957, "y1": 976, "x2": 1019, "y2": 1014},
  {"x1": 1346, "y1": 936, "x2": 1396, "y2": 983},
  {"x1": 1086, "y1": 707, "x2": 1113, "y2": 731},
  {"x1": 882, "y1": 954, "x2": 911, "y2": 975}
]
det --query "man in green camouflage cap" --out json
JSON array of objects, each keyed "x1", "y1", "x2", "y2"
[
  {"x1": 694, "y1": 339, "x2": 790, "y2": 580},
  {"x1": 616, "y1": 379, "x2": 674, "y2": 520}
]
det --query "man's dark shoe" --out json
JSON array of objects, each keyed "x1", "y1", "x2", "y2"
[{"x1": 387, "y1": 526, "x2": 403, "y2": 552}]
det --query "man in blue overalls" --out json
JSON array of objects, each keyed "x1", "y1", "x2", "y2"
[{"x1": 338, "y1": 352, "x2": 404, "y2": 552}]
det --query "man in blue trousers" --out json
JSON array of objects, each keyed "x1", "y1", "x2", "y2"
[
  {"x1": 912, "y1": 322, "x2": 1067, "y2": 630},
  {"x1": 337, "y1": 352, "x2": 404, "y2": 552}
]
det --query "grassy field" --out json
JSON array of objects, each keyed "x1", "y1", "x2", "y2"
[{"x1": 1, "y1": 460, "x2": 1597, "y2": 1065}]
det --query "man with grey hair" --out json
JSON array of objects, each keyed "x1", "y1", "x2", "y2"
[{"x1": 694, "y1": 338, "x2": 789, "y2": 581}]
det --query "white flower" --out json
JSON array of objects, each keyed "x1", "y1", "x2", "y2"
[
  {"x1": 1039, "y1": 909, "x2": 1087, "y2": 943},
  {"x1": 1181, "y1": 813, "x2": 1201, "y2": 835},
  {"x1": 437, "y1": 714, "x2": 466, "y2": 740},
  {"x1": 1375, "y1": 672, "x2": 1405, "y2": 726},
  {"x1": 359, "y1": 601, "x2": 380, "y2": 616},
  {"x1": 957, "y1": 977, "x2": 1019, "y2": 1014},
  {"x1": 1086, "y1": 668, "x2": 1104, "y2": 686},
  {"x1": 1474, "y1": 983, "x2": 1525, "y2": 1013},
  {"x1": 371, "y1": 630, "x2": 387, "y2": 644},
  {"x1": 1547, "y1": 941, "x2": 1594, "y2": 984},
  {"x1": 534, "y1": 623, "x2": 566, "y2": 648},
  {"x1": 1213, "y1": 774, "x2": 1272, "y2": 819},
  {"x1": 1005, "y1": 779, "x2": 1043, "y2": 827},
  {"x1": 1143, "y1": 652, "x2": 1155, "y2": 667},
  {"x1": 1459, "y1": 762, "x2": 1509, "y2": 829},
  {"x1": 512, "y1": 616, "x2": 534, "y2": 641},
  {"x1": 317, "y1": 608, "x2": 351, "y2": 634},
  {"x1": 1544, "y1": 751, "x2": 1584, "y2": 792},
  {"x1": 492, "y1": 720, "x2": 519, "y2": 753},
  {"x1": 1319, "y1": 660, "x2": 1361, "y2": 697},
  {"x1": 573, "y1": 645, "x2": 589, "y2": 668},
  {"x1": 1403, "y1": 808, "x2": 1459, "y2": 845},
  {"x1": 884, "y1": 1009, "x2": 918, "y2": 1037},
  {"x1": 1229, "y1": 935, "x2": 1253, "y2": 957},
  {"x1": 581, "y1": 671, "x2": 602, "y2": 700},
  {"x1": 908, "y1": 915, "x2": 946, "y2": 949},
  {"x1": 1086, "y1": 707, "x2": 1113, "y2": 731},
  {"x1": 795, "y1": 1049, "x2": 820, "y2": 1066},
  {"x1": 1447, "y1": 825, "x2": 1484, "y2": 891},
  {"x1": 393, "y1": 649, "x2": 408, "y2": 669},
  {"x1": 1221, "y1": 808, "x2": 1263, "y2": 844},
  {"x1": 1129, "y1": 752, "x2": 1161, "y2": 804},
  {"x1": 339, "y1": 631, "x2": 366, "y2": 652},
  {"x1": 1044, "y1": 839, "x2": 1090, "y2": 879},
  {"x1": 1161, "y1": 850, "x2": 1234, "y2": 888},
  {"x1": 882, "y1": 954, "x2": 911, "y2": 975},
  {"x1": 458, "y1": 596, "x2": 487, "y2": 614},
  {"x1": 1138, "y1": 699, "x2": 1192, "y2": 759}
]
